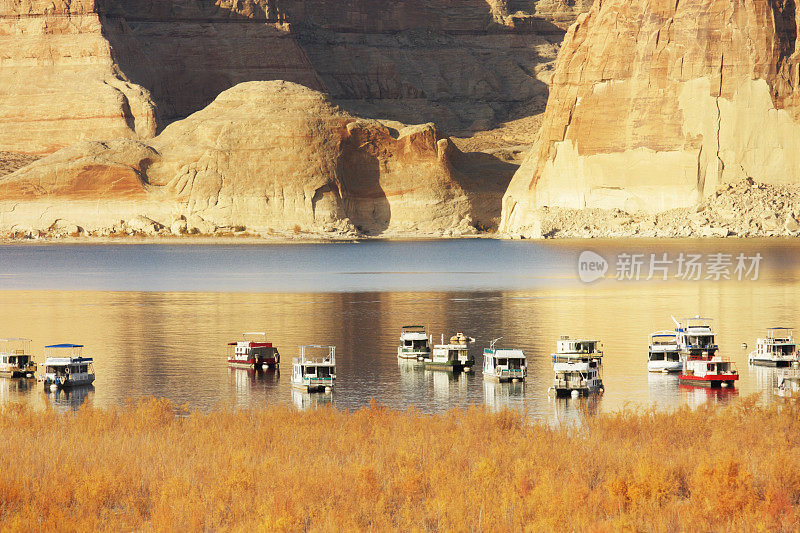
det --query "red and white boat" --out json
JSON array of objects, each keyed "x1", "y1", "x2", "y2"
[
  {"x1": 227, "y1": 332, "x2": 280, "y2": 370},
  {"x1": 678, "y1": 355, "x2": 739, "y2": 388}
]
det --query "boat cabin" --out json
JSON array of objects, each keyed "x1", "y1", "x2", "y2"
[
  {"x1": 648, "y1": 331, "x2": 682, "y2": 372},
  {"x1": 426, "y1": 332, "x2": 475, "y2": 371},
  {"x1": 291, "y1": 345, "x2": 336, "y2": 392},
  {"x1": 679, "y1": 356, "x2": 738, "y2": 388},
  {"x1": 749, "y1": 328, "x2": 797, "y2": 367},
  {"x1": 227, "y1": 332, "x2": 280, "y2": 369},
  {"x1": 674, "y1": 317, "x2": 718, "y2": 357},
  {"x1": 0, "y1": 337, "x2": 37, "y2": 378},
  {"x1": 554, "y1": 336, "x2": 603, "y2": 360},
  {"x1": 397, "y1": 326, "x2": 431, "y2": 360},
  {"x1": 42, "y1": 344, "x2": 95, "y2": 389},
  {"x1": 483, "y1": 339, "x2": 526, "y2": 382}
]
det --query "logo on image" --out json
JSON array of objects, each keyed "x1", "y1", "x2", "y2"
[{"x1": 578, "y1": 251, "x2": 608, "y2": 283}]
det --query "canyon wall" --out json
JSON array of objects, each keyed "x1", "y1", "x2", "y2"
[
  {"x1": 0, "y1": 0, "x2": 593, "y2": 156},
  {"x1": 0, "y1": 81, "x2": 485, "y2": 236},
  {"x1": 501, "y1": 0, "x2": 800, "y2": 236}
]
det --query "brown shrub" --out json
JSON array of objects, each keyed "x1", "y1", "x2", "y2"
[{"x1": 0, "y1": 398, "x2": 798, "y2": 531}]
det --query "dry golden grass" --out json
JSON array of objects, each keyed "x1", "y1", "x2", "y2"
[{"x1": 1, "y1": 398, "x2": 799, "y2": 532}]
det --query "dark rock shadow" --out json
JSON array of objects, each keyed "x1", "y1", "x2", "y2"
[{"x1": 336, "y1": 137, "x2": 391, "y2": 235}]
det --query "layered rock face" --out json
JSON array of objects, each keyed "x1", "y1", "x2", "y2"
[
  {"x1": 0, "y1": 81, "x2": 482, "y2": 235},
  {"x1": 501, "y1": 0, "x2": 800, "y2": 236},
  {"x1": 0, "y1": 0, "x2": 593, "y2": 156},
  {"x1": 0, "y1": 0, "x2": 158, "y2": 154}
]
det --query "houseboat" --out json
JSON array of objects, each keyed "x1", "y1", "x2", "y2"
[
  {"x1": 647, "y1": 331, "x2": 682, "y2": 373},
  {"x1": 550, "y1": 336, "x2": 604, "y2": 396},
  {"x1": 482, "y1": 338, "x2": 526, "y2": 382},
  {"x1": 748, "y1": 328, "x2": 798, "y2": 367},
  {"x1": 423, "y1": 332, "x2": 475, "y2": 371},
  {"x1": 397, "y1": 325, "x2": 431, "y2": 360},
  {"x1": 0, "y1": 338, "x2": 37, "y2": 378},
  {"x1": 290, "y1": 345, "x2": 335, "y2": 392},
  {"x1": 227, "y1": 332, "x2": 280, "y2": 369},
  {"x1": 41, "y1": 344, "x2": 95, "y2": 390},
  {"x1": 673, "y1": 316, "x2": 719, "y2": 358},
  {"x1": 679, "y1": 356, "x2": 739, "y2": 388}
]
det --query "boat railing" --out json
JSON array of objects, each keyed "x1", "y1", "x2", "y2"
[{"x1": 297, "y1": 345, "x2": 336, "y2": 365}]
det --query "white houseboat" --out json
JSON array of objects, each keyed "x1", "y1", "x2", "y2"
[
  {"x1": 550, "y1": 336, "x2": 604, "y2": 396},
  {"x1": 227, "y1": 332, "x2": 280, "y2": 369},
  {"x1": 673, "y1": 316, "x2": 719, "y2": 358},
  {"x1": 748, "y1": 328, "x2": 798, "y2": 367},
  {"x1": 291, "y1": 345, "x2": 335, "y2": 392},
  {"x1": 41, "y1": 344, "x2": 95, "y2": 389},
  {"x1": 0, "y1": 338, "x2": 37, "y2": 378},
  {"x1": 482, "y1": 339, "x2": 526, "y2": 382},
  {"x1": 397, "y1": 325, "x2": 431, "y2": 360},
  {"x1": 647, "y1": 331, "x2": 682, "y2": 373},
  {"x1": 423, "y1": 332, "x2": 475, "y2": 371}
]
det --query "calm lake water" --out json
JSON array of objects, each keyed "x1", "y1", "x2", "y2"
[{"x1": 0, "y1": 239, "x2": 798, "y2": 421}]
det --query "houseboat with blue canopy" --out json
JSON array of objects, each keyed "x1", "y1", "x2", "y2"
[
  {"x1": 0, "y1": 338, "x2": 37, "y2": 378},
  {"x1": 673, "y1": 316, "x2": 719, "y2": 358},
  {"x1": 41, "y1": 344, "x2": 95, "y2": 389}
]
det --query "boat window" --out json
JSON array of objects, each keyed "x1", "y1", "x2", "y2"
[
  {"x1": 497, "y1": 358, "x2": 507, "y2": 366},
  {"x1": 509, "y1": 359, "x2": 522, "y2": 369},
  {"x1": 305, "y1": 366, "x2": 315, "y2": 375},
  {"x1": 413, "y1": 340, "x2": 427, "y2": 349},
  {"x1": 81, "y1": 365, "x2": 88, "y2": 373},
  {"x1": 651, "y1": 353, "x2": 664, "y2": 361},
  {"x1": 1, "y1": 357, "x2": 5, "y2": 363},
  {"x1": 318, "y1": 367, "x2": 331, "y2": 378}
]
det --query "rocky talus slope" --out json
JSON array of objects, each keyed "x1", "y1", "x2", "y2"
[
  {"x1": 532, "y1": 180, "x2": 800, "y2": 239},
  {"x1": 0, "y1": 81, "x2": 506, "y2": 238},
  {"x1": 501, "y1": 0, "x2": 800, "y2": 237}
]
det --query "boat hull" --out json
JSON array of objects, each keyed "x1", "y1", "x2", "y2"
[
  {"x1": 749, "y1": 358, "x2": 797, "y2": 368},
  {"x1": 397, "y1": 348, "x2": 430, "y2": 360},
  {"x1": 552, "y1": 384, "x2": 603, "y2": 397},
  {"x1": 0, "y1": 369, "x2": 36, "y2": 378},
  {"x1": 678, "y1": 374, "x2": 738, "y2": 387},
  {"x1": 227, "y1": 358, "x2": 278, "y2": 369},
  {"x1": 647, "y1": 361, "x2": 683, "y2": 373},
  {"x1": 483, "y1": 373, "x2": 525, "y2": 383},
  {"x1": 424, "y1": 361, "x2": 474, "y2": 372},
  {"x1": 46, "y1": 375, "x2": 95, "y2": 389},
  {"x1": 291, "y1": 381, "x2": 333, "y2": 393}
]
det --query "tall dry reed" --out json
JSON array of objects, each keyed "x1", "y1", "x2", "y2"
[{"x1": 0, "y1": 397, "x2": 798, "y2": 531}]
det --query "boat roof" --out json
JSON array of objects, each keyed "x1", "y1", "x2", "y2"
[
  {"x1": 401, "y1": 332, "x2": 429, "y2": 340},
  {"x1": 486, "y1": 348, "x2": 525, "y2": 358},
  {"x1": 44, "y1": 356, "x2": 93, "y2": 365},
  {"x1": 402, "y1": 325, "x2": 425, "y2": 330},
  {"x1": 45, "y1": 343, "x2": 84, "y2": 348},
  {"x1": 0, "y1": 337, "x2": 32, "y2": 342},
  {"x1": 300, "y1": 344, "x2": 334, "y2": 349},
  {"x1": 650, "y1": 330, "x2": 676, "y2": 338}
]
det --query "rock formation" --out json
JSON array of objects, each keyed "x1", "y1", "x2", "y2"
[
  {"x1": 0, "y1": 81, "x2": 491, "y2": 236},
  {"x1": 0, "y1": 0, "x2": 594, "y2": 157},
  {"x1": 501, "y1": 0, "x2": 800, "y2": 237}
]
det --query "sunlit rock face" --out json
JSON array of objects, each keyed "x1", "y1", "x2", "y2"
[
  {"x1": 501, "y1": 0, "x2": 800, "y2": 237},
  {"x1": 0, "y1": 82, "x2": 484, "y2": 235},
  {"x1": 0, "y1": 0, "x2": 593, "y2": 155}
]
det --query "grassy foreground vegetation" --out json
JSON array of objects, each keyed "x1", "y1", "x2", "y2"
[{"x1": 1, "y1": 398, "x2": 800, "y2": 531}]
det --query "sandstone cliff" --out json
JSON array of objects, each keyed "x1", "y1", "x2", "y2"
[
  {"x1": 0, "y1": 0, "x2": 593, "y2": 157},
  {"x1": 0, "y1": 81, "x2": 490, "y2": 236},
  {"x1": 501, "y1": 0, "x2": 800, "y2": 237}
]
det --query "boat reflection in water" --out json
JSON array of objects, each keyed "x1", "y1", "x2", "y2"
[
  {"x1": 229, "y1": 367, "x2": 280, "y2": 406},
  {"x1": 0, "y1": 376, "x2": 37, "y2": 402},
  {"x1": 750, "y1": 365, "x2": 800, "y2": 399},
  {"x1": 43, "y1": 384, "x2": 94, "y2": 411},
  {"x1": 291, "y1": 388, "x2": 333, "y2": 411},
  {"x1": 678, "y1": 384, "x2": 738, "y2": 408},
  {"x1": 429, "y1": 369, "x2": 469, "y2": 402},
  {"x1": 397, "y1": 358, "x2": 425, "y2": 389},
  {"x1": 482, "y1": 380, "x2": 526, "y2": 413},
  {"x1": 549, "y1": 394, "x2": 602, "y2": 427}
]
